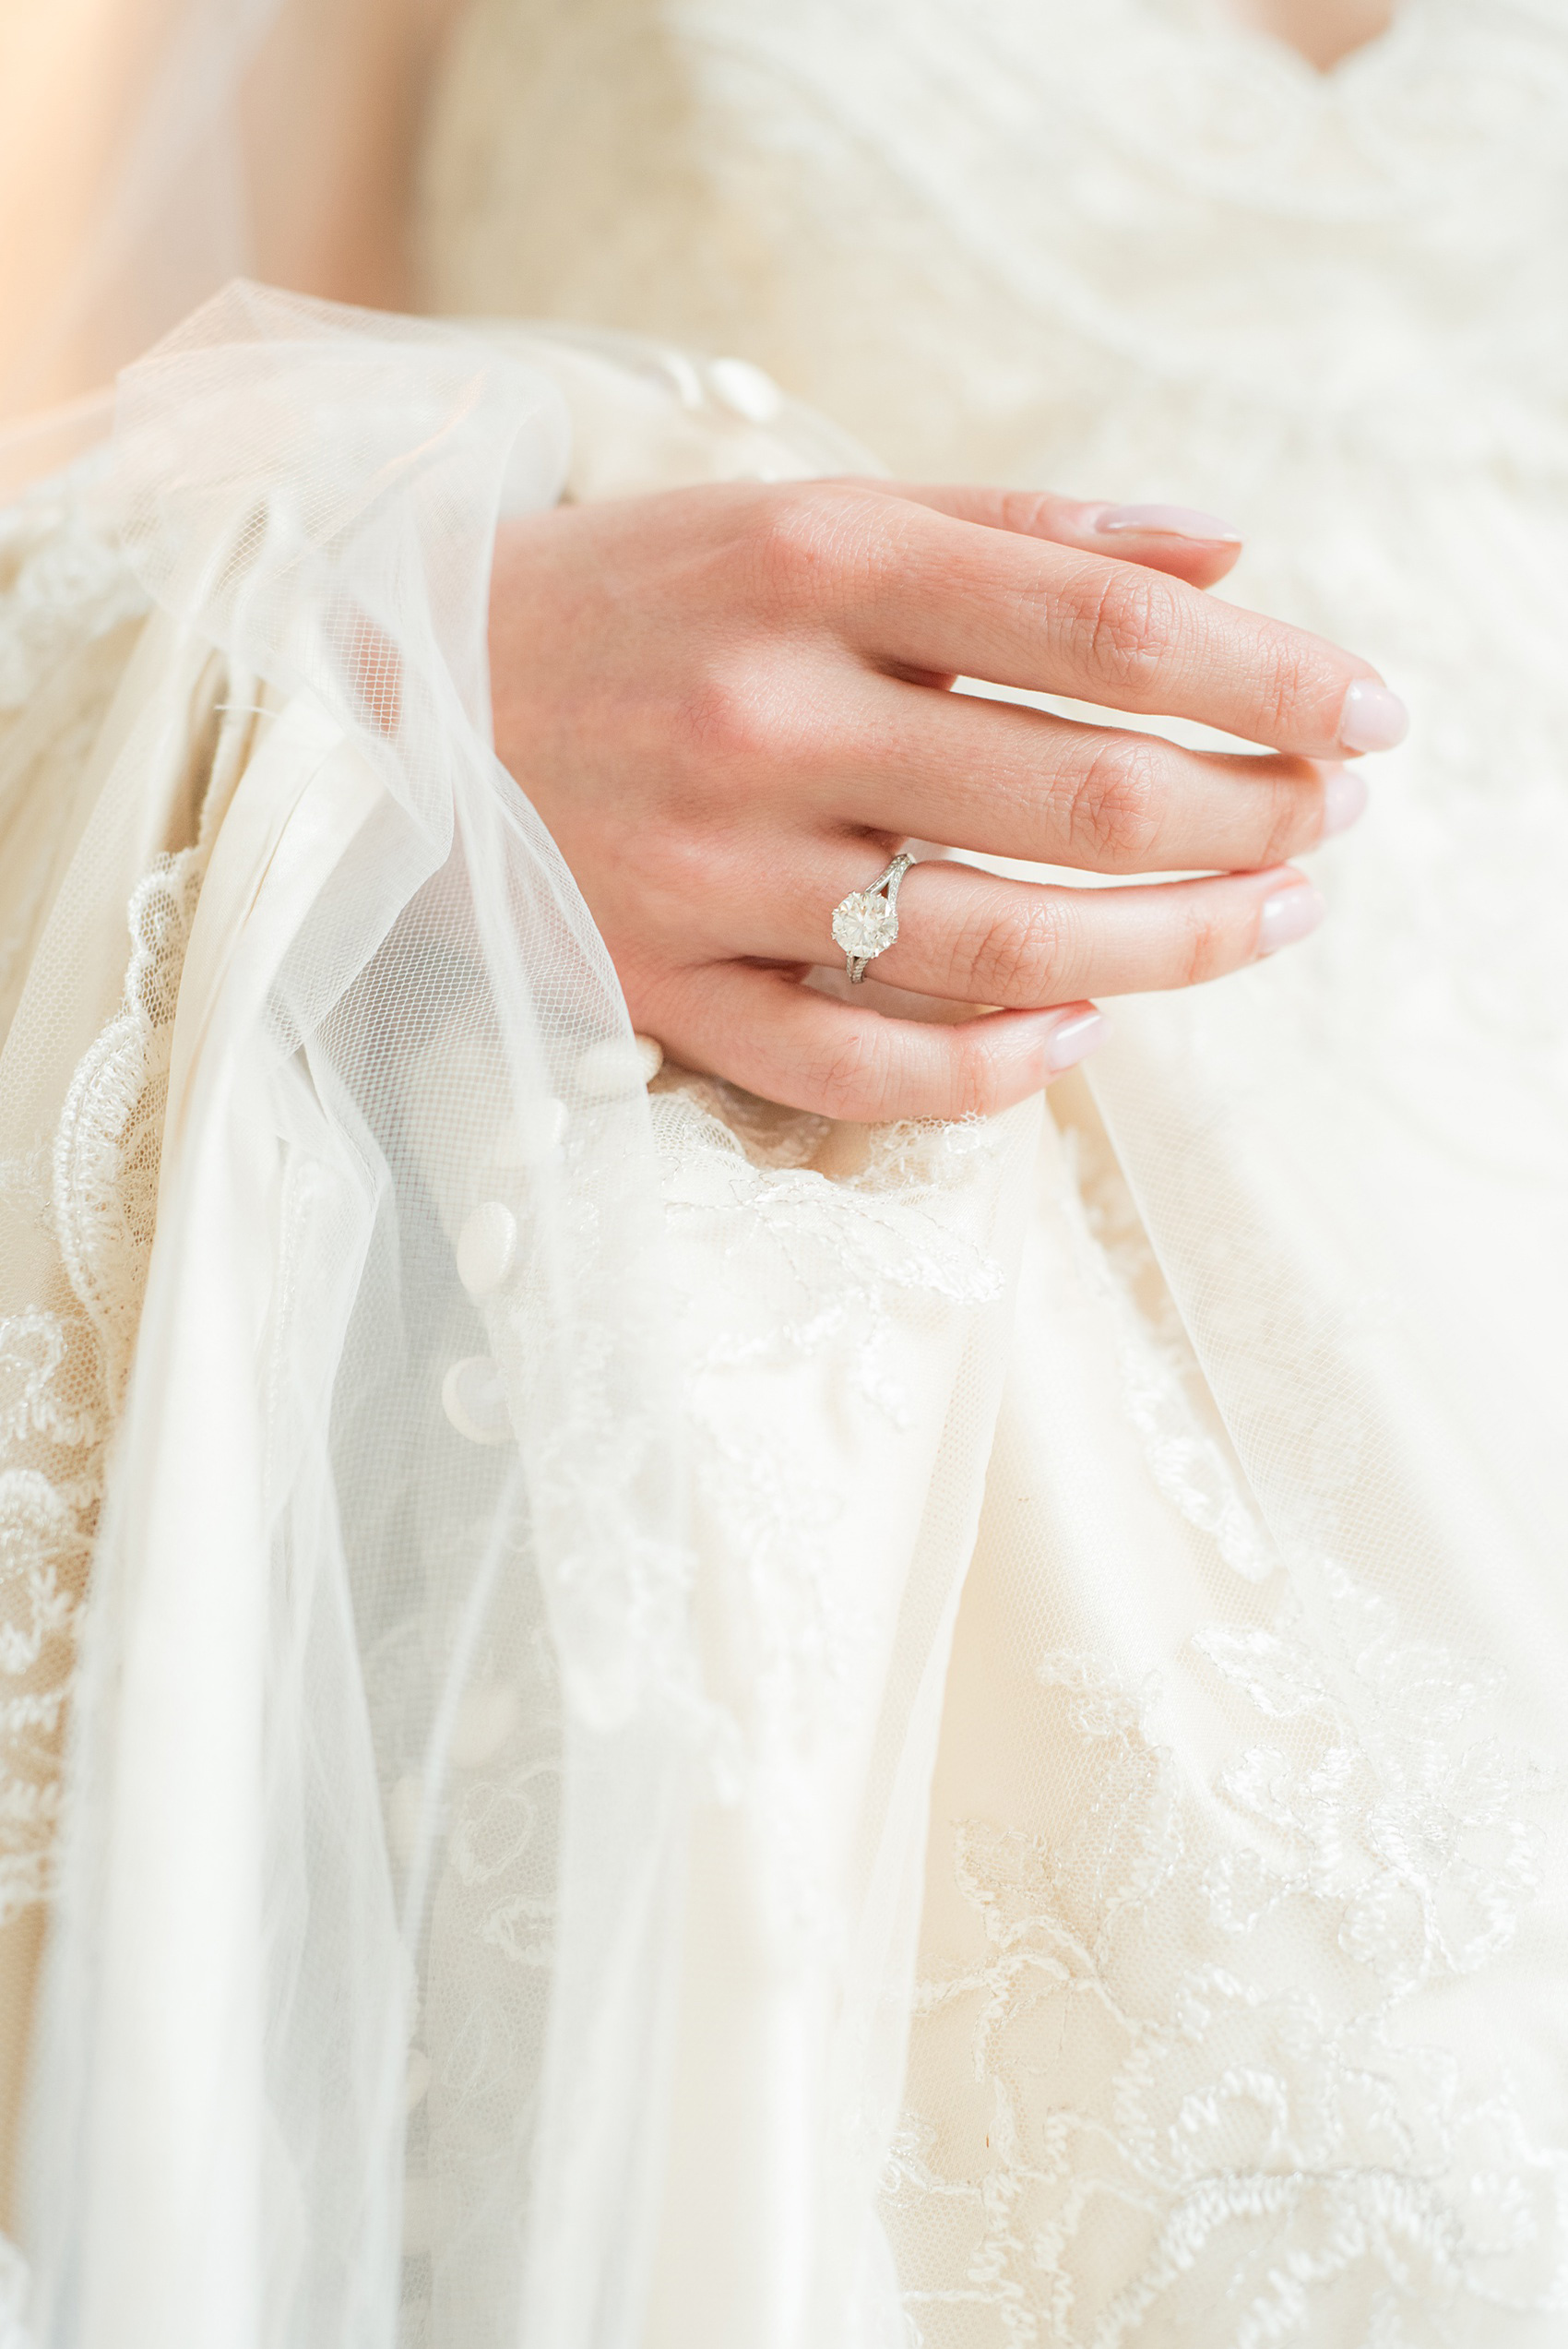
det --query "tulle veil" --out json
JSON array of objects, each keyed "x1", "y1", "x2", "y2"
[
  {"x1": 7, "y1": 280, "x2": 701, "y2": 2345},
  {"x1": 1, "y1": 263, "x2": 1002, "y2": 2344},
  {"x1": 1, "y1": 4, "x2": 968, "y2": 2311}
]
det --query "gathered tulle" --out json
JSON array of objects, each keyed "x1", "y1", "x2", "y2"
[
  {"x1": 1, "y1": 285, "x2": 1035, "y2": 2349},
  {"x1": 7, "y1": 286, "x2": 700, "y2": 2346}
]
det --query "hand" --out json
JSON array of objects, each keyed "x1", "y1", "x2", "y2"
[{"x1": 487, "y1": 480, "x2": 1403, "y2": 1121}]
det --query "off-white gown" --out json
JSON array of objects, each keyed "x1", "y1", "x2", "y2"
[{"x1": 1, "y1": 3, "x2": 1566, "y2": 2345}]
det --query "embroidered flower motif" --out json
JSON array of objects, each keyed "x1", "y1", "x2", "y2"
[
  {"x1": 1198, "y1": 1564, "x2": 1550, "y2": 1997},
  {"x1": 891, "y1": 1610, "x2": 1567, "y2": 2343}
]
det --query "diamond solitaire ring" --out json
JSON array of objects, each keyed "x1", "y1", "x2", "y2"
[{"x1": 831, "y1": 852, "x2": 915, "y2": 983}]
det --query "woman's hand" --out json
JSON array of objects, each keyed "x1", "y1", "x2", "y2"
[{"x1": 488, "y1": 479, "x2": 1403, "y2": 1121}]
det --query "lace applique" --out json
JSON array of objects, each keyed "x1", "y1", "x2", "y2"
[
  {"x1": 652, "y1": 1077, "x2": 1020, "y2": 1914},
  {"x1": 1195, "y1": 1560, "x2": 1550, "y2": 2000},
  {"x1": 652, "y1": 1076, "x2": 1007, "y2": 1425},
  {"x1": 0, "y1": 483, "x2": 148, "y2": 1032},
  {"x1": 0, "y1": 660, "x2": 252, "y2": 1919},
  {"x1": 0, "y1": 459, "x2": 143, "y2": 716},
  {"x1": 53, "y1": 853, "x2": 202, "y2": 1409},
  {"x1": 884, "y1": 1093, "x2": 1566, "y2": 2340},
  {"x1": 891, "y1": 1625, "x2": 1566, "y2": 2343}
]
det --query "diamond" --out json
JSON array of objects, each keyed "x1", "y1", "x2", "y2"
[{"x1": 832, "y1": 889, "x2": 898, "y2": 960}]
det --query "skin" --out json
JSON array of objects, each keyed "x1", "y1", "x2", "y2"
[
  {"x1": 1227, "y1": 0, "x2": 1395, "y2": 74},
  {"x1": 489, "y1": 479, "x2": 1394, "y2": 1122}
]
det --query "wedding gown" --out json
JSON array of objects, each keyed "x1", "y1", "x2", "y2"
[{"x1": 2, "y1": 2, "x2": 1567, "y2": 2345}]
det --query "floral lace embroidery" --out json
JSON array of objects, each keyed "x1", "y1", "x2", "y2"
[
  {"x1": 0, "y1": 616, "x2": 251, "y2": 1920},
  {"x1": 1194, "y1": 1562, "x2": 1550, "y2": 2001},
  {"x1": 0, "y1": 459, "x2": 142, "y2": 717},
  {"x1": 0, "y1": 472, "x2": 149, "y2": 1027},
  {"x1": 891, "y1": 1619, "x2": 1565, "y2": 2343},
  {"x1": 885, "y1": 1103, "x2": 1566, "y2": 2341},
  {"x1": 643, "y1": 1081, "x2": 1020, "y2": 1934}
]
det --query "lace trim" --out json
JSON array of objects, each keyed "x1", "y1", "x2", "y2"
[
  {"x1": 0, "y1": 459, "x2": 144, "y2": 716},
  {"x1": 0, "y1": 650, "x2": 254, "y2": 1921}
]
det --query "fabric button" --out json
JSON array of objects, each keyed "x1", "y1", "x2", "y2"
[
  {"x1": 709, "y1": 356, "x2": 785, "y2": 423},
  {"x1": 441, "y1": 1355, "x2": 512, "y2": 1445},
  {"x1": 448, "y1": 1680, "x2": 520, "y2": 1768},
  {"x1": 491, "y1": 1097, "x2": 567, "y2": 1166},
  {"x1": 577, "y1": 1033, "x2": 663, "y2": 1098},
  {"x1": 457, "y1": 1200, "x2": 517, "y2": 1295}
]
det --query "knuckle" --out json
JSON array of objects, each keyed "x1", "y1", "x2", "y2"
[
  {"x1": 637, "y1": 824, "x2": 727, "y2": 914},
  {"x1": 950, "y1": 1021, "x2": 1016, "y2": 1119},
  {"x1": 956, "y1": 898, "x2": 1066, "y2": 1003},
  {"x1": 749, "y1": 483, "x2": 883, "y2": 607},
  {"x1": 1254, "y1": 628, "x2": 1322, "y2": 742},
  {"x1": 1066, "y1": 735, "x2": 1164, "y2": 864},
  {"x1": 1255, "y1": 778, "x2": 1313, "y2": 868},
  {"x1": 1178, "y1": 900, "x2": 1235, "y2": 989},
  {"x1": 996, "y1": 489, "x2": 1058, "y2": 541},
  {"x1": 678, "y1": 662, "x2": 779, "y2": 773},
  {"x1": 814, "y1": 1024, "x2": 888, "y2": 1122},
  {"x1": 1077, "y1": 567, "x2": 1179, "y2": 689}
]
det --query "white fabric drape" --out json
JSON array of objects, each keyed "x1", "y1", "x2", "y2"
[{"x1": 10, "y1": 286, "x2": 692, "y2": 2346}]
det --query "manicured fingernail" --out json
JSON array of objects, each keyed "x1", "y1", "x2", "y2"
[
  {"x1": 1091, "y1": 502, "x2": 1243, "y2": 544},
  {"x1": 1320, "y1": 765, "x2": 1368, "y2": 837},
  {"x1": 1257, "y1": 883, "x2": 1325, "y2": 956},
  {"x1": 1042, "y1": 1006, "x2": 1109, "y2": 1073},
  {"x1": 1338, "y1": 678, "x2": 1408, "y2": 753}
]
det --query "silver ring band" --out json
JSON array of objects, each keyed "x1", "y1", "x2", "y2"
[{"x1": 831, "y1": 852, "x2": 914, "y2": 984}]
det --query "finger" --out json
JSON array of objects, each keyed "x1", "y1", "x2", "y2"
[
  {"x1": 640, "y1": 962, "x2": 1108, "y2": 1123},
  {"x1": 816, "y1": 674, "x2": 1367, "y2": 873},
  {"x1": 872, "y1": 482, "x2": 1244, "y2": 590},
  {"x1": 805, "y1": 490, "x2": 1408, "y2": 758},
  {"x1": 759, "y1": 853, "x2": 1324, "y2": 1008}
]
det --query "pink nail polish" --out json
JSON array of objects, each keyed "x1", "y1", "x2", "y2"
[
  {"x1": 1338, "y1": 678, "x2": 1408, "y2": 753},
  {"x1": 1092, "y1": 502, "x2": 1243, "y2": 544},
  {"x1": 1042, "y1": 1007, "x2": 1109, "y2": 1073},
  {"x1": 1320, "y1": 766, "x2": 1368, "y2": 837},
  {"x1": 1257, "y1": 884, "x2": 1326, "y2": 956}
]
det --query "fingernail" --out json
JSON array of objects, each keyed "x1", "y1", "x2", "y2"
[
  {"x1": 1257, "y1": 883, "x2": 1326, "y2": 956},
  {"x1": 1042, "y1": 1006, "x2": 1109, "y2": 1073},
  {"x1": 1320, "y1": 765, "x2": 1368, "y2": 837},
  {"x1": 1091, "y1": 502, "x2": 1243, "y2": 544},
  {"x1": 1338, "y1": 678, "x2": 1408, "y2": 753}
]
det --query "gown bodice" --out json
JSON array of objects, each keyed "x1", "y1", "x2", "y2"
[{"x1": 419, "y1": 0, "x2": 1568, "y2": 490}]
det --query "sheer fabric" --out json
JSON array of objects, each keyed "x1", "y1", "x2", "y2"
[{"x1": 3, "y1": 284, "x2": 1034, "y2": 2347}]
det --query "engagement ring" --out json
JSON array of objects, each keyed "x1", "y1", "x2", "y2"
[{"x1": 831, "y1": 852, "x2": 914, "y2": 983}]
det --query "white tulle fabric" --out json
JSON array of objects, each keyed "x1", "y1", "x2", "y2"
[{"x1": 1, "y1": 283, "x2": 1036, "y2": 2349}]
